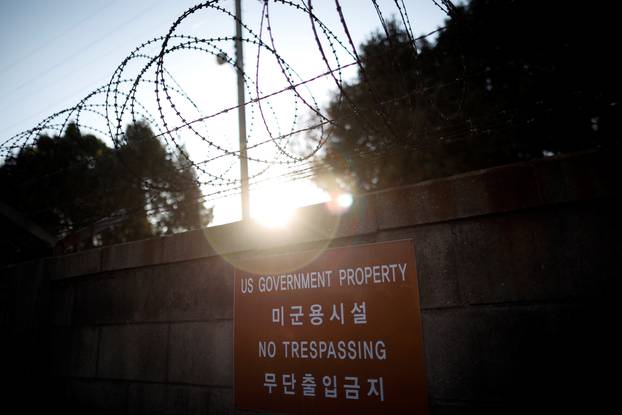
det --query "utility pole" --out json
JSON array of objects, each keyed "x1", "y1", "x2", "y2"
[{"x1": 235, "y1": 0, "x2": 250, "y2": 220}]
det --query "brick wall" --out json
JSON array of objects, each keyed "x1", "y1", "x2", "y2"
[{"x1": 2, "y1": 151, "x2": 619, "y2": 414}]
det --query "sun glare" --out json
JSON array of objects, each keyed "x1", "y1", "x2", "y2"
[
  {"x1": 336, "y1": 192, "x2": 353, "y2": 208},
  {"x1": 252, "y1": 185, "x2": 297, "y2": 228},
  {"x1": 251, "y1": 181, "x2": 339, "y2": 228}
]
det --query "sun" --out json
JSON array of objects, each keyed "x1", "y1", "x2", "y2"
[
  {"x1": 251, "y1": 183, "x2": 299, "y2": 228},
  {"x1": 251, "y1": 180, "x2": 353, "y2": 229},
  {"x1": 251, "y1": 180, "x2": 339, "y2": 228}
]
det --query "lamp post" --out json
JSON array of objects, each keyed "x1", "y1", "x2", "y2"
[{"x1": 235, "y1": 0, "x2": 250, "y2": 220}]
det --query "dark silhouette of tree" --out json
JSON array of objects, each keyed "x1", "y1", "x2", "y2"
[
  {"x1": 313, "y1": 0, "x2": 621, "y2": 193},
  {"x1": 0, "y1": 122, "x2": 212, "y2": 264}
]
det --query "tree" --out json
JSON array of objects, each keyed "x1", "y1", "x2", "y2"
[
  {"x1": 313, "y1": 0, "x2": 621, "y2": 193},
  {"x1": 0, "y1": 121, "x2": 212, "y2": 264}
]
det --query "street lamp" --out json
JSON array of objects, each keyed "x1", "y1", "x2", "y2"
[
  {"x1": 235, "y1": 0, "x2": 250, "y2": 220},
  {"x1": 217, "y1": 0, "x2": 250, "y2": 220}
]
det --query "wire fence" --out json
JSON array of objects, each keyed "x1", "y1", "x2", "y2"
[{"x1": 0, "y1": 0, "x2": 457, "y2": 243}]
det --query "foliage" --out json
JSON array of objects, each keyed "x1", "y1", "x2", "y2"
[
  {"x1": 0, "y1": 122, "x2": 212, "y2": 262},
  {"x1": 313, "y1": 0, "x2": 621, "y2": 193}
]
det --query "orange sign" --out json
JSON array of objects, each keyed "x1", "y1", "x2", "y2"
[{"x1": 234, "y1": 240, "x2": 428, "y2": 414}]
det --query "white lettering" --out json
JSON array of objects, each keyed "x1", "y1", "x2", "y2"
[
  {"x1": 398, "y1": 263, "x2": 407, "y2": 281},
  {"x1": 241, "y1": 277, "x2": 253, "y2": 294},
  {"x1": 338, "y1": 269, "x2": 347, "y2": 287},
  {"x1": 256, "y1": 271, "x2": 334, "y2": 293},
  {"x1": 337, "y1": 263, "x2": 409, "y2": 286},
  {"x1": 280, "y1": 340, "x2": 387, "y2": 360},
  {"x1": 258, "y1": 341, "x2": 276, "y2": 358}
]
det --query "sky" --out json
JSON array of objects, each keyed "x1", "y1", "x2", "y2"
[{"x1": 0, "y1": 0, "x2": 450, "y2": 226}]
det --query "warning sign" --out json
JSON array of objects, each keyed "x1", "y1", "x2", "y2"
[{"x1": 234, "y1": 239, "x2": 428, "y2": 414}]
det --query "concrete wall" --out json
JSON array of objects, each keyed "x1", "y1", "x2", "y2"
[{"x1": 1, "y1": 151, "x2": 619, "y2": 414}]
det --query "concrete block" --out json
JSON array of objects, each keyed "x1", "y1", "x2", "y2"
[
  {"x1": 204, "y1": 210, "x2": 335, "y2": 256},
  {"x1": 70, "y1": 326, "x2": 99, "y2": 378},
  {"x1": 326, "y1": 232, "x2": 378, "y2": 249},
  {"x1": 291, "y1": 194, "x2": 377, "y2": 242},
  {"x1": 412, "y1": 224, "x2": 463, "y2": 308},
  {"x1": 128, "y1": 383, "x2": 230, "y2": 415},
  {"x1": 142, "y1": 258, "x2": 234, "y2": 322},
  {"x1": 201, "y1": 220, "x2": 259, "y2": 257},
  {"x1": 165, "y1": 385, "x2": 212, "y2": 415},
  {"x1": 68, "y1": 379, "x2": 128, "y2": 414},
  {"x1": 475, "y1": 163, "x2": 541, "y2": 213},
  {"x1": 373, "y1": 171, "x2": 487, "y2": 229},
  {"x1": 169, "y1": 321, "x2": 233, "y2": 386},
  {"x1": 46, "y1": 249, "x2": 101, "y2": 279},
  {"x1": 51, "y1": 327, "x2": 71, "y2": 376},
  {"x1": 234, "y1": 408, "x2": 289, "y2": 415},
  {"x1": 451, "y1": 212, "x2": 564, "y2": 304},
  {"x1": 272, "y1": 204, "x2": 348, "y2": 247},
  {"x1": 375, "y1": 178, "x2": 454, "y2": 230},
  {"x1": 51, "y1": 283, "x2": 74, "y2": 326},
  {"x1": 14, "y1": 259, "x2": 47, "y2": 332},
  {"x1": 8, "y1": 375, "x2": 69, "y2": 412},
  {"x1": 209, "y1": 387, "x2": 234, "y2": 415},
  {"x1": 449, "y1": 205, "x2": 618, "y2": 305},
  {"x1": 375, "y1": 161, "x2": 542, "y2": 230},
  {"x1": 534, "y1": 151, "x2": 614, "y2": 205},
  {"x1": 74, "y1": 258, "x2": 233, "y2": 325},
  {"x1": 336, "y1": 193, "x2": 378, "y2": 237},
  {"x1": 376, "y1": 226, "x2": 463, "y2": 309},
  {"x1": 422, "y1": 308, "x2": 485, "y2": 401},
  {"x1": 197, "y1": 195, "x2": 377, "y2": 260},
  {"x1": 429, "y1": 400, "x2": 506, "y2": 415},
  {"x1": 162, "y1": 229, "x2": 215, "y2": 263},
  {"x1": 49, "y1": 377, "x2": 71, "y2": 410},
  {"x1": 73, "y1": 270, "x2": 144, "y2": 325},
  {"x1": 556, "y1": 203, "x2": 620, "y2": 298},
  {"x1": 0, "y1": 265, "x2": 17, "y2": 327},
  {"x1": 231, "y1": 233, "x2": 378, "y2": 278},
  {"x1": 102, "y1": 237, "x2": 162, "y2": 271},
  {"x1": 98, "y1": 324, "x2": 168, "y2": 382},
  {"x1": 422, "y1": 305, "x2": 586, "y2": 406},
  {"x1": 128, "y1": 383, "x2": 167, "y2": 415}
]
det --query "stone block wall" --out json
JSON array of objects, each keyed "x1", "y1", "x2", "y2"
[{"x1": 1, "y1": 151, "x2": 618, "y2": 414}]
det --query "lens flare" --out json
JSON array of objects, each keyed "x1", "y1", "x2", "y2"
[
  {"x1": 251, "y1": 185, "x2": 297, "y2": 228},
  {"x1": 254, "y1": 204, "x2": 295, "y2": 228},
  {"x1": 202, "y1": 182, "x2": 342, "y2": 274},
  {"x1": 336, "y1": 192, "x2": 353, "y2": 208}
]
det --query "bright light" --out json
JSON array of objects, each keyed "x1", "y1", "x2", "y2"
[
  {"x1": 336, "y1": 192, "x2": 353, "y2": 208},
  {"x1": 325, "y1": 191, "x2": 354, "y2": 214},
  {"x1": 254, "y1": 204, "x2": 294, "y2": 228},
  {"x1": 252, "y1": 185, "x2": 297, "y2": 228}
]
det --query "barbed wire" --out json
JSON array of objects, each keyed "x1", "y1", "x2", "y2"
[
  {"x1": 8, "y1": 49, "x2": 549, "y2": 242},
  {"x1": 52, "y1": 96, "x2": 556, "y2": 240},
  {"x1": 1, "y1": 0, "x2": 457, "y2": 239}
]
